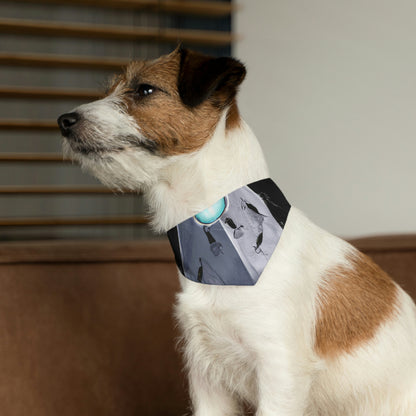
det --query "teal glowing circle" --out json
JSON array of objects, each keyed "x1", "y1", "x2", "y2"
[{"x1": 195, "y1": 197, "x2": 227, "y2": 224}]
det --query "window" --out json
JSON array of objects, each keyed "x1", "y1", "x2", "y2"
[{"x1": 0, "y1": 0, "x2": 233, "y2": 240}]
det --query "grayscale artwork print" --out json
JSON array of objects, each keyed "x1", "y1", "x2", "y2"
[{"x1": 169, "y1": 182, "x2": 288, "y2": 285}]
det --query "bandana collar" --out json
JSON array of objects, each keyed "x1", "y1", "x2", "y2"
[{"x1": 167, "y1": 178, "x2": 290, "y2": 286}]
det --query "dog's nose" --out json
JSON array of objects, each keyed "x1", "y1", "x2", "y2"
[{"x1": 57, "y1": 112, "x2": 80, "y2": 136}]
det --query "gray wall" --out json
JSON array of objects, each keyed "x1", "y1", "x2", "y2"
[{"x1": 234, "y1": 0, "x2": 416, "y2": 238}]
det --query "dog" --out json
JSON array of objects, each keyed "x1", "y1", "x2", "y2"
[{"x1": 58, "y1": 47, "x2": 416, "y2": 415}]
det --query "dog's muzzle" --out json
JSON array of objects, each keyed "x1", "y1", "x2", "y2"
[{"x1": 57, "y1": 112, "x2": 80, "y2": 137}]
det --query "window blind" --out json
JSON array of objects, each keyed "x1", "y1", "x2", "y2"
[{"x1": 0, "y1": 0, "x2": 234, "y2": 241}]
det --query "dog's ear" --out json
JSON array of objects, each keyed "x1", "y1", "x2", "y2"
[{"x1": 178, "y1": 48, "x2": 246, "y2": 108}]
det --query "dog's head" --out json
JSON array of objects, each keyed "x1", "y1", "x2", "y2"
[{"x1": 58, "y1": 47, "x2": 246, "y2": 191}]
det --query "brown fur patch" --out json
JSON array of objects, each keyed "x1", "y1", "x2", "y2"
[
  {"x1": 108, "y1": 50, "x2": 224, "y2": 156},
  {"x1": 226, "y1": 99, "x2": 241, "y2": 130},
  {"x1": 315, "y1": 251, "x2": 398, "y2": 358}
]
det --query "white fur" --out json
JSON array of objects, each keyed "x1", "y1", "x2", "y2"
[
  {"x1": 63, "y1": 89, "x2": 168, "y2": 191},
  {"x1": 64, "y1": 97, "x2": 416, "y2": 415}
]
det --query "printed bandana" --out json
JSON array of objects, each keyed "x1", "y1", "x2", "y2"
[{"x1": 167, "y1": 178, "x2": 291, "y2": 286}]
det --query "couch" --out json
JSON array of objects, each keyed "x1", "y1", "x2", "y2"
[{"x1": 0, "y1": 235, "x2": 414, "y2": 415}]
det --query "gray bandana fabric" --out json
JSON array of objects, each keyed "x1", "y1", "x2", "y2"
[{"x1": 167, "y1": 178, "x2": 290, "y2": 286}]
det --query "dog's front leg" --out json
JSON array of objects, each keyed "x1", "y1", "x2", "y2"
[
  {"x1": 189, "y1": 368, "x2": 241, "y2": 416},
  {"x1": 254, "y1": 347, "x2": 312, "y2": 416}
]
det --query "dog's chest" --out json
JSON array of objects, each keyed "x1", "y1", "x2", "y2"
[{"x1": 176, "y1": 290, "x2": 257, "y2": 393}]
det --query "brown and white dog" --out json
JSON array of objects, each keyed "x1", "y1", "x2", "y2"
[{"x1": 58, "y1": 48, "x2": 416, "y2": 415}]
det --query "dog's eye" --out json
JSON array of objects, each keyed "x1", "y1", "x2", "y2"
[{"x1": 134, "y1": 84, "x2": 156, "y2": 98}]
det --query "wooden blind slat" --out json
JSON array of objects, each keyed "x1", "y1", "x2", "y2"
[
  {"x1": 9, "y1": 0, "x2": 234, "y2": 17},
  {"x1": 0, "y1": 120, "x2": 58, "y2": 130},
  {"x1": 0, "y1": 186, "x2": 135, "y2": 194},
  {"x1": 0, "y1": 215, "x2": 148, "y2": 226},
  {"x1": 0, "y1": 87, "x2": 101, "y2": 100},
  {"x1": 156, "y1": 0, "x2": 234, "y2": 16},
  {"x1": 0, "y1": 52, "x2": 129, "y2": 70},
  {"x1": 0, "y1": 18, "x2": 234, "y2": 46}
]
